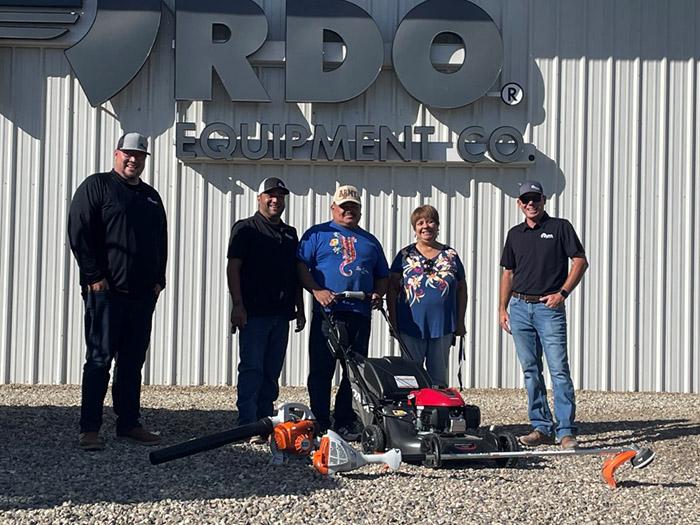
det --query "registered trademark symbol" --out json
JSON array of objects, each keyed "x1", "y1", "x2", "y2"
[{"x1": 501, "y1": 83, "x2": 523, "y2": 105}]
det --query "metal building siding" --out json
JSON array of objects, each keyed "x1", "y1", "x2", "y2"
[{"x1": 0, "y1": 0, "x2": 698, "y2": 392}]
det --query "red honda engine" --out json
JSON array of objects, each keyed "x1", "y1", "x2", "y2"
[
  {"x1": 408, "y1": 388, "x2": 481, "y2": 433},
  {"x1": 410, "y1": 387, "x2": 465, "y2": 407}
]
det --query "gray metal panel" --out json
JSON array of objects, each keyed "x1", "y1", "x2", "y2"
[{"x1": 0, "y1": 1, "x2": 698, "y2": 393}]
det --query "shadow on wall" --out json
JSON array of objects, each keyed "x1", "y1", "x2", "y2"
[{"x1": 108, "y1": 7, "x2": 175, "y2": 145}]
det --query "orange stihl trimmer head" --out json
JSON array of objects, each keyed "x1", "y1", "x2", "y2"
[{"x1": 601, "y1": 446, "x2": 655, "y2": 488}]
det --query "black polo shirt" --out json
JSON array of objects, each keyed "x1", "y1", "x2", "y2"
[
  {"x1": 500, "y1": 213, "x2": 585, "y2": 296},
  {"x1": 227, "y1": 212, "x2": 299, "y2": 318}
]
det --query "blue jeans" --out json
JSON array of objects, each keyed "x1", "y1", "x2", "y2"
[
  {"x1": 80, "y1": 290, "x2": 157, "y2": 433},
  {"x1": 308, "y1": 311, "x2": 370, "y2": 430},
  {"x1": 509, "y1": 298, "x2": 577, "y2": 439},
  {"x1": 399, "y1": 332, "x2": 453, "y2": 387},
  {"x1": 236, "y1": 315, "x2": 290, "y2": 425}
]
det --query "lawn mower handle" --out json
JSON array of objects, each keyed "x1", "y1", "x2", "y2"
[
  {"x1": 316, "y1": 291, "x2": 368, "y2": 358},
  {"x1": 375, "y1": 304, "x2": 414, "y2": 360},
  {"x1": 322, "y1": 292, "x2": 405, "y2": 352},
  {"x1": 334, "y1": 291, "x2": 367, "y2": 300}
]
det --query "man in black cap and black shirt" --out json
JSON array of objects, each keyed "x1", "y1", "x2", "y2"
[
  {"x1": 227, "y1": 178, "x2": 305, "y2": 439},
  {"x1": 68, "y1": 132, "x2": 167, "y2": 451},
  {"x1": 498, "y1": 180, "x2": 588, "y2": 450}
]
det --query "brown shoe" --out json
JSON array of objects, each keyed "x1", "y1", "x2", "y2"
[
  {"x1": 79, "y1": 431, "x2": 105, "y2": 451},
  {"x1": 560, "y1": 435, "x2": 578, "y2": 450},
  {"x1": 116, "y1": 427, "x2": 162, "y2": 446},
  {"x1": 518, "y1": 430, "x2": 556, "y2": 447}
]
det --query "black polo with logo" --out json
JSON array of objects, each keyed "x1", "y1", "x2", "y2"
[
  {"x1": 500, "y1": 213, "x2": 585, "y2": 296},
  {"x1": 228, "y1": 211, "x2": 299, "y2": 318}
]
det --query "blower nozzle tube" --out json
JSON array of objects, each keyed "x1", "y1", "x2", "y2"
[{"x1": 149, "y1": 418, "x2": 273, "y2": 465}]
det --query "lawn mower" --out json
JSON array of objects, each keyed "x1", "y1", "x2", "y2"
[
  {"x1": 322, "y1": 291, "x2": 521, "y2": 468},
  {"x1": 322, "y1": 292, "x2": 655, "y2": 486}
]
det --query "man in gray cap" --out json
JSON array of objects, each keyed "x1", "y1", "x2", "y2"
[
  {"x1": 227, "y1": 177, "x2": 305, "y2": 441},
  {"x1": 498, "y1": 180, "x2": 588, "y2": 450},
  {"x1": 68, "y1": 132, "x2": 167, "y2": 450}
]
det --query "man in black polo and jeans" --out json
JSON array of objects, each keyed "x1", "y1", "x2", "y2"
[
  {"x1": 498, "y1": 180, "x2": 588, "y2": 450},
  {"x1": 227, "y1": 177, "x2": 305, "y2": 441},
  {"x1": 68, "y1": 132, "x2": 167, "y2": 451}
]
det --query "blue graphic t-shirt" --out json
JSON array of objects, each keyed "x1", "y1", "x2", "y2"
[
  {"x1": 390, "y1": 244, "x2": 465, "y2": 338},
  {"x1": 297, "y1": 221, "x2": 390, "y2": 317}
]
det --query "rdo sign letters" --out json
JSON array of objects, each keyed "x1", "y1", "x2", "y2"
[{"x1": 175, "y1": 0, "x2": 504, "y2": 109}]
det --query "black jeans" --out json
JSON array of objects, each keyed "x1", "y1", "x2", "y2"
[
  {"x1": 80, "y1": 289, "x2": 157, "y2": 433},
  {"x1": 307, "y1": 311, "x2": 370, "y2": 430}
]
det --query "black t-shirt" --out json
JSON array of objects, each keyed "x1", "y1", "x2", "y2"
[
  {"x1": 500, "y1": 213, "x2": 584, "y2": 295},
  {"x1": 68, "y1": 170, "x2": 167, "y2": 295},
  {"x1": 227, "y1": 212, "x2": 298, "y2": 318}
]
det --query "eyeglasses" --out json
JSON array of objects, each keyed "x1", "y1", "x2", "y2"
[
  {"x1": 422, "y1": 259, "x2": 434, "y2": 273},
  {"x1": 519, "y1": 193, "x2": 542, "y2": 204}
]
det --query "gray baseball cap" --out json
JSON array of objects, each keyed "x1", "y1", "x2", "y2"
[
  {"x1": 117, "y1": 132, "x2": 150, "y2": 155},
  {"x1": 519, "y1": 180, "x2": 544, "y2": 196}
]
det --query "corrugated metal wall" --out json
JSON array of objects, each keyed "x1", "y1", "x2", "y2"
[{"x1": 0, "y1": 0, "x2": 698, "y2": 392}]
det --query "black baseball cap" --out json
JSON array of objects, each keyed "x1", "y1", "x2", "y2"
[
  {"x1": 258, "y1": 177, "x2": 290, "y2": 196},
  {"x1": 519, "y1": 180, "x2": 544, "y2": 196}
]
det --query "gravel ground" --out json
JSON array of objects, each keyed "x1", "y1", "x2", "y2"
[{"x1": 1, "y1": 385, "x2": 698, "y2": 525}]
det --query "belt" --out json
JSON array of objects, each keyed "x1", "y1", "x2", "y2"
[{"x1": 512, "y1": 291, "x2": 543, "y2": 304}]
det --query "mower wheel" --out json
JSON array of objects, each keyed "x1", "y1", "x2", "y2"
[
  {"x1": 361, "y1": 424, "x2": 386, "y2": 454},
  {"x1": 421, "y1": 434, "x2": 442, "y2": 469},
  {"x1": 496, "y1": 432, "x2": 519, "y2": 468}
]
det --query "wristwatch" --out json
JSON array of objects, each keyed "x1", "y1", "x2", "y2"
[{"x1": 559, "y1": 289, "x2": 569, "y2": 299}]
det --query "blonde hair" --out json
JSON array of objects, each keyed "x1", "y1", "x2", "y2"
[{"x1": 410, "y1": 205, "x2": 440, "y2": 228}]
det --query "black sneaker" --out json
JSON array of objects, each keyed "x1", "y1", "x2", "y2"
[{"x1": 334, "y1": 420, "x2": 363, "y2": 442}]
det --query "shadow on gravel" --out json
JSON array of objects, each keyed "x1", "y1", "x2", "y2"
[
  {"x1": 0, "y1": 405, "x2": 339, "y2": 511},
  {"x1": 2, "y1": 404, "x2": 698, "y2": 511},
  {"x1": 577, "y1": 419, "x2": 700, "y2": 447}
]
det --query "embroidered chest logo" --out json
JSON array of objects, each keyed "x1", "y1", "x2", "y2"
[
  {"x1": 330, "y1": 233, "x2": 357, "y2": 277},
  {"x1": 540, "y1": 233, "x2": 554, "y2": 239},
  {"x1": 147, "y1": 197, "x2": 159, "y2": 206}
]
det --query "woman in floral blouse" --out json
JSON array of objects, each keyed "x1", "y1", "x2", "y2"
[{"x1": 387, "y1": 205, "x2": 467, "y2": 386}]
